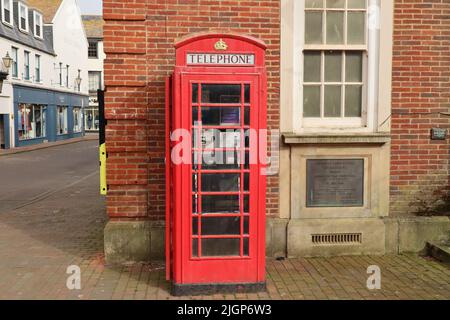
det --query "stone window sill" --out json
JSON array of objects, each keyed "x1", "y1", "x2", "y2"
[{"x1": 282, "y1": 133, "x2": 391, "y2": 145}]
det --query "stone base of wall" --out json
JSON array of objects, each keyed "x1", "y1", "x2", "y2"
[
  {"x1": 103, "y1": 217, "x2": 450, "y2": 264},
  {"x1": 265, "y1": 216, "x2": 450, "y2": 258},
  {"x1": 104, "y1": 221, "x2": 165, "y2": 265},
  {"x1": 286, "y1": 218, "x2": 386, "y2": 257},
  {"x1": 384, "y1": 217, "x2": 450, "y2": 254}
]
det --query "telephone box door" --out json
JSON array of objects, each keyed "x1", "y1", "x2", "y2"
[{"x1": 177, "y1": 73, "x2": 265, "y2": 285}]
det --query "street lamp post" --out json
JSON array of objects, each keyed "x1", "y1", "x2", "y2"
[
  {"x1": 75, "y1": 70, "x2": 82, "y2": 92},
  {"x1": 0, "y1": 52, "x2": 13, "y2": 94}
]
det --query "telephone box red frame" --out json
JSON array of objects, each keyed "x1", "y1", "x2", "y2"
[{"x1": 166, "y1": 33, "x2": 267, "y2": 295}]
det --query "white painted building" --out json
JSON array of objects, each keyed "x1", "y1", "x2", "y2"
[
  {"x1": 82, "y1": 14, "x2": 104, "y2": 132},
  {"x1": 0, "y1": 0, "x2": 88, "y2": 149}
]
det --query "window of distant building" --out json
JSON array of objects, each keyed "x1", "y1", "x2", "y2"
[
  {"x1": 33, "y1": 11, "x2": 43, "y2": 39},
  {"x1": 18, "y1": 2, "x2": 29, "y2": 33},
  {"x1": 66, "y1": 65, "x2": 69, "y2": 87},
  {"x1": 35, "y1": 55, "x2": 41, "y2": 83},
  {"x1": 88, "y1": 71, "x2": 102, "y2": 93},
  {"x1": 88, "y1": 41, "x2": 98, "y2": 58},
  {"x1": 1, "y1": 0, "x2": 13, "y2": 26},
  {"x1": 11, "y1": 47, "x2": 18, "y2": 78},
  {"x1": 59, "y1": 62, "x2": 63, "y2": 86},
  {"x1": 24, "y1": 51, "x2": 30, "y2": 80}
]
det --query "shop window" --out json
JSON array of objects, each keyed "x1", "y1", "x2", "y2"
[
  {"x1": 24, "y1": 51, "x2": 30, "y2": 80},
  {"x1": 84, "y1": 108, "x2": 99, "y2": 131},
  {"x1": 56, "y1": 106, "x2": 68, "y2": 135},
  {"x1": 2, "y1": 0, "x2": 13, "y2": 26},
  {"x1": 18, "y1": 104, "x2": 46, "y2": 140},
  {"x1": 11, "y1": 47, "x2": 18, "y2": 78},
  {"x1": 18, "y1": 2, "x2": 29, "y2": 33},
  {"x1": 33, "y1": 11, "x2": 43, "y2": 39},
  {"x1": 73, "y1": 107, "x2": 82, "y2": 133}
]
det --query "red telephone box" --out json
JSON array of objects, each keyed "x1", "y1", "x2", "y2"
[{"x1": 166, "y1": 33, "x2": 267, "y2": 295}]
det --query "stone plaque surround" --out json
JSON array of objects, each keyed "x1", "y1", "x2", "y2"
[{"x1": 290, "y1": 145, "x2": 390, "y2": 220}]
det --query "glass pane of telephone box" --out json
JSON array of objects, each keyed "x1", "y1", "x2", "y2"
[
  {"x1": 201, "y1": 84, "x2": 241, "y2": 104},
  {"x1": 192, "y1": 84, "x2": 199, "y2": 103},
  {"x1": 192, "y1": 240, "x2": 198, "y2": 257},
  {"x1": 202, "y1": 173, "x2": 240, "y2": 192},
  {"x1": 202, "y1": 195, "x2": 240, "y2": 213},
  {"x1": 202, "y1": 238, "x2": 240, "y2": 257},
  {"x1": 194, "y1": 129, "x2": 241, "y2": 149},
  {"x1": 195, "y1": 151, "x2": 242, "y2": 170},
  {"x1": 243, "y1": 238, "x2": 249, "y2": 256},
  {"x1": 244, "y1": 216, "x2": 249, "y2": 235},
  {"x1": 192, "y1": 195, "x2": 198, "y2": 214},
  {"x1": 244, "y1": 84, "x2": 250, "y2": 103},
  {"x1": 200, "y1": 107, "x2": 241, "y2": 126},
  {"x1": 201, "y1": 217, "x2": 241, "y2": 235},
  {"x1": 192, "y1": 217, "x2": 198, "y2": 235}
]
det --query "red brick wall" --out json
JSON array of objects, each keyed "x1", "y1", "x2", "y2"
[
  {"x1": 391, "y1": 0, "x2": 450, "y2": 216},
  {"x1": 103, "y1": 0, "x2": 280, "y2": 221}
]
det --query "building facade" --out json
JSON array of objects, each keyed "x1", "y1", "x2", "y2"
[
  {"x1": 82, "y1": 14, "x2": 104, "y2": 132},
  {"x1": 102, "y1": 0, "x2": 450, "y2": 262},
  {"x1": 0, "y1": 0, "x2": 88, "y2": 149}
]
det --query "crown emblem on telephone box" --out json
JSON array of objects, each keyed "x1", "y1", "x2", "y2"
[{"x1": 214, "y1": 39, "x2": 228, "y2": 51}]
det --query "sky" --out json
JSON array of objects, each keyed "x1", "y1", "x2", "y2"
[{"x1": 77, "y1": 0, "x2": 102, "y2": 15}]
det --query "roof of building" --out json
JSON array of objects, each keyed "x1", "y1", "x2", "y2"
[
  {"x1": 82, "y1": 15, "x2": 103, "y2": 39},
  {"x1": 27, "y1": 0, "x2": 63, "y2": 24},
  {"x1": 0, "y1": 1, "x2": 56, "y2": 55}
]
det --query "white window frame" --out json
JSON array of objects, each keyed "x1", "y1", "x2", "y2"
[
  {"x1": 18, "y1": 2, "x2": 29, "y2": 33},
  {"x1": 33, "y1": 11, "x2": 43, "y2": 39},
  {"x1": 282, "y1": 0, "x2": 383, "y2": 134},
  {"x1": 35, "y1": 54, "x2": 41, "y2": 83},
  {"x1": 1, "y1": 0, "x2": 13, "y2": 26},
  {"x1": 11, "y1": 46, "x2": 18, "y2": 78},
  {"x1": 88, "y1": 71, "x2": 102, "y2": 92},
  {"x1": 23, "y1": 50, "x2": 30, "y2": 81}
]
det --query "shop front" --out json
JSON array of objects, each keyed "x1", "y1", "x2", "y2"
[{"x1": 13, "y1": 85, "x2": 87, "y2": 147}]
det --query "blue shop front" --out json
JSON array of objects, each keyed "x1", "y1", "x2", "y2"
[{"x1": 13, "y1": 85, "x2": 88, "y2": 148}]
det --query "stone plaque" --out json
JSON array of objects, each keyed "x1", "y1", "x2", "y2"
[{"x1": 306, "y1": 159, "x2": 364, "y2": 207}]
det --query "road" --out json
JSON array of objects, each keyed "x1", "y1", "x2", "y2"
[{"x1": 0, "y1": 140, "x2": 100, "y2": 212}]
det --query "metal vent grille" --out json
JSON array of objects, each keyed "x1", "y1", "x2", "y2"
[{"x1": 312, "y1": 233, "x2": 362, "y2": 245}]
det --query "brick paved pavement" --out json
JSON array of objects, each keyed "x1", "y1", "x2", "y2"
[{"x1": 0, "y1": 143, "x2": 449, "y2": 300}]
